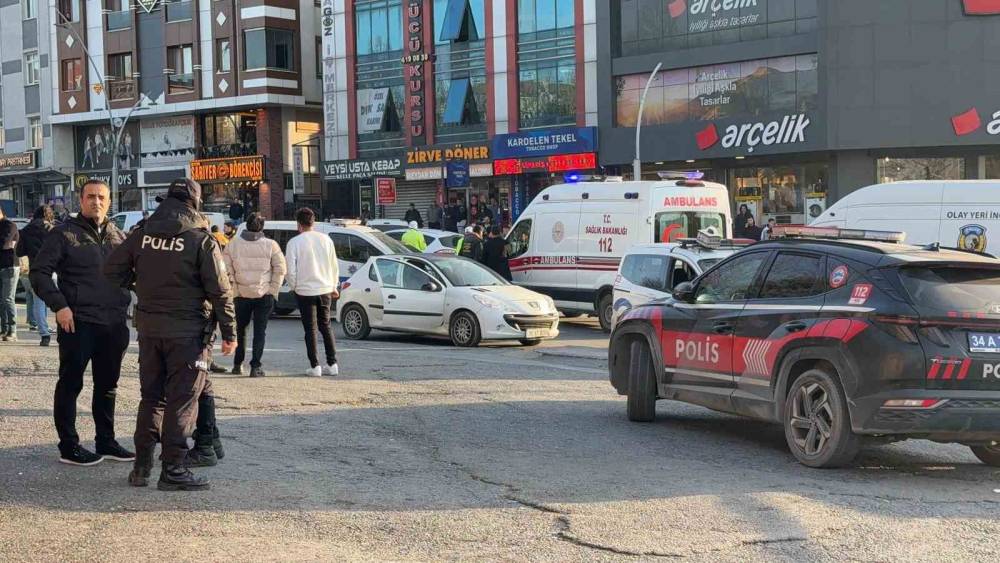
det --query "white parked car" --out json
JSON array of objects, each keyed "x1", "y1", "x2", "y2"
[
  {"x1": 337, "y1": 254, "x2": 560, "y2": 347},
  {"x1": 611, "y1": 235, "x2": 753, "y2": 327},
  {"x1": 112, "y1": 210, "x2": 227, "y2": 232},
  {"x1": 365, "y1": 219, "x2": 410, "y2": 232},
  {"x1": 384, "y1": 228, "x2": 462, "y2": 254}
]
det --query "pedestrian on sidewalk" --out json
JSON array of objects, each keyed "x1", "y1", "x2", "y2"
[
  {"x1": 223, "y1": 213, "x2": 286, "y2": 378},
  {"x1": 30, "y1": 180, "x2": 134, "y2": 466},
  {"x1": 16, "y1": 205, "x2": 54, "y2": 345},
  {"x1": 482, "y1": 225, "x2": 512, "y2": 281},
  {"x1": 285, "y1": 207, "x2": 340, "y2": 377},
  {"x1": 0, "y1": 207, "x2": 19, "y2": 341},
  {"x1": 404, "y1": 203, "x2": 423, "y2": 228},
  {"x1": 105, "y1": 178, "x2": 237, "y2": 491}
]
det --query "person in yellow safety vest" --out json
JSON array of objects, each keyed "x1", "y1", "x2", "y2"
[
  {"x1": 401, "y1": 221, "x2": 427, "y2": 252},
  {"x1": 455, "y1": 226, "x2": 473, "y2": 255}
]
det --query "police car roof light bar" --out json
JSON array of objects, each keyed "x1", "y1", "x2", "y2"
[{"x1": 770, "y1": 225, "x2": 907, "y2": 244}]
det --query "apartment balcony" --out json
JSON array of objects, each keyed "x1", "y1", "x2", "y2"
[
  {"x1": 106, "y1": 10, "x2": 131, "y2": 31},
  {"x1": 196, "y1": 143, "x2": 259, "y2": 159},
  {"x1": 108, "y1": 79, "x2": 137, "y2": 101}
]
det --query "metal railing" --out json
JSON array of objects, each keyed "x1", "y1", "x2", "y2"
[
  {"x1": 166, "y1": 0, "x2": 193, "y2": 22},
  {"x1": 108, "y1": 78, "x2": 137, "y2": 101},
  {"x1": 168, "y1": 73, "x2": 195, "y2": 94},
  {"x1": 195, "y1": 143, "x2": 259, "y2": 159},
  {"x1": 106, "y1": 10, "x2": 131, "y2": 31}
]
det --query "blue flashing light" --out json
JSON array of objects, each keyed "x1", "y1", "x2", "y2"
[{"x1": 564, "y1": 172, "x2": 581, "y2": 183}]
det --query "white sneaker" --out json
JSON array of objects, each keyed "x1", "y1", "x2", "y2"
[
  {"x1": 305, "y1": 366, "x2": 322, "y2": 377},
  {"x1": 322, "y1": 364, "x2": 339, "y2": 376}
]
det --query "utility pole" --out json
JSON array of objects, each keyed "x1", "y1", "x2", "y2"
[{"x1": 633, "y1": 62, "x2": 663, "y2": 182}]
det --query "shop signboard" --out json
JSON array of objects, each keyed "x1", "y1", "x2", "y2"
[
  {"x1": 446, "y1": 161, "x2": 470, "y2": 188},
  {"x1": 357, "y1": 88, "x2": 391, "y2": 133},
  {"x1": 511, "y1": 175, "x2": 525, "y2": 223},
  {"x1": 494, "y1": 153, "x2": 597, "y2": 175},
  {"x1": 0, "y1": 151, "x2": 37, "y2": 172},
  {"x1": 492, "y1": 127, "x2": 597, "y2": 159},
  {"x1": 403, "y1": 0, "x2": 431, "y2": 145},
  {"x1": 190, "y1": 156, "x2": 265, "y2": 183},
  {"x1": 406, "y1": 144, "x2": 490, "y2": 164},
  {"x1": 321, "y1": 0, "x2": 340, "y2": 159},
  {"x1": 292, "y1": 147, "x2": 305, "y2": 194},
  {"x1": 140, "y1": 116, "x2": 195, "y2": 166},
  {"x1": 73, "y1": 170, "x2": 138, "y2": 190},
  {"x1": 76, "y1": 123, "x2": 141, "y2": 171},
  {"x1": 375, "y1": 177, "x2": 397, "y2": 205},
  {"x1": 323, "y1": 154, "x2": 404, "y2": 180}
]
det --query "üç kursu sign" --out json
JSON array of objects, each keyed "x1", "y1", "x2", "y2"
[
  {"x1": 190, "y1": 156, "x2": 265, "y2": 183},
  {"x1": 403, "y1": 0, "x2": 430, "y2": 145}
]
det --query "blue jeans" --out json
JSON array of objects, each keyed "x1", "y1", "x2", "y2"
[
  {"x1": 21, "y1": 277, "x2": 36, "y2": 327},
  {"x1": 29, "y1": 283, "x2": 50, "y2": 337},
  {"x1": 0, "y1": 267, "x2": 18, "y2": 334}
]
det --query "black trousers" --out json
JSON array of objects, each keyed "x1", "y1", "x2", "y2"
[
  {"x1": 295, "y1": 293, "x2": 336, "y2": 368},
  {"x1": 234, "y1": 295, "x2": 274, "y2": 368},
  {"x1": 54, "y1": 321, "x2": 130, "y2": 454},
  {"x1": 134, "y1": 336, "x2": 209, "y2": 465}
]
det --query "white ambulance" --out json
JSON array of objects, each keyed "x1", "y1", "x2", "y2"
[
  {"x1": 505, "y1": 174, "x2": 733, "y2": 331},
  {"x1": 811, "y1": 181, "x2": 1000, "y2": 255}
]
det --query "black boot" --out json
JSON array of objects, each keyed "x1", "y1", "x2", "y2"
[
  {"x1": 212, "y1": 426, "x2": 225, "y2": 460},
  {"x1": 157, "y1": 463, "x2": 210, "y2": 491},
  {"x1": 128, "y1": 449, "x2": 154, "y2": 487}
]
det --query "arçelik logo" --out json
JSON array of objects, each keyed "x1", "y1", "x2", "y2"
[
  {"x1": 952, "y1": 108, "x2": 1000, "y2": 136},
  {"x1": 696, "y1": 114, "x2": 811, "y2": 151},
  {"x1": 963, "y1": 0, "x2": 1000, "y2": 15}
]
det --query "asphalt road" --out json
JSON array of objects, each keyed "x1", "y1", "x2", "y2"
[{"x1": 2, "y1": 312, "x2": 999, "y2": 561}]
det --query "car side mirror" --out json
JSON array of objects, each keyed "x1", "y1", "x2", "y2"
[
  {"x1": 422, "y1": 282, "x2": 441, "y2": 292},
  {"x1": 672, "y1": 281, "x2": 696, "y2": 303}
]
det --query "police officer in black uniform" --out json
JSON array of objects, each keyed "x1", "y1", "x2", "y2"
[{"x1": 105, "y1": 178, "x2": 236, "y2": 491}]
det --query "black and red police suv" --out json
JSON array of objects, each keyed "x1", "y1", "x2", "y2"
[{"x1": 609, "y1": 226, "x2": 1000, "y2": 468}]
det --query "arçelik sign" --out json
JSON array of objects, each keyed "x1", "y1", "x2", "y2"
[
  {"x1": 696, "y1": 114, "x2": 811, "y2": 152},
  {"x1": 951, "y1": 107, "x2": 1000, "y2": 137}
]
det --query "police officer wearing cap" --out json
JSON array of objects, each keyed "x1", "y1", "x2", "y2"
[{"x1": 105, "y1": 178, "x2": 237, "y2": 491}]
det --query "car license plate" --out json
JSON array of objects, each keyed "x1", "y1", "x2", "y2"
[
  {"x1": 526, "y1": 329, "x2": 548, "y2": 339},
  {"x1": 968, "y1": 332, "x2": 1000, "y2": 353}
]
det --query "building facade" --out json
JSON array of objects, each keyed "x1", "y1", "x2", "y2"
[
  {"x1": 598, "y1": 0, "x2": 1000, "y2": 228},
  {"x1": 321, "y1": 0, "x2": 600, "y2": 225},
  {"x1": 0, "y1": 0, "x2": 73, "y2": 218},
  {"x1": 47, "y1": 0, "x2": 325, "y2": 218}
]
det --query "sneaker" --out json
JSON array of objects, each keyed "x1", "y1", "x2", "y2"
[
  {"x1": 322, "y1": 364, "x2": 339, "y2": 377},
  {"x1": 305, "y1": 366, "x2": 322, "y2": 377},
  {"x1": 249, "y1": 366, "x2": 265, "y2": 378},
  {"x1": 59, "y1": 445, "x2": 104, "y2": 467},
  {"x1": 3, "y1": 333, "x2": 16, "y2": 343},
  {"x1": 29, "y1": 325, "x2": 37, "y2": 332},
  {"x1": 231, "y1": 364, "x2": 243, "y2": 376},
  {"x1": 40, "y1": 336, "x2": 50, "y2": 347},
  {"x1": 157, "y1": 463, "x2": 210, "y2": 492},
  {"x1": 209, "y1": 362, "x2": 228, "y2": 374},
  {"x1": 96, "y1": 442, "x2": 136, "y2": 462},
  {"x1": 183, "y1": 446, "x2": 218, "y2": 468}
]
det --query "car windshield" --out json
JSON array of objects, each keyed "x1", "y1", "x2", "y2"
[
  {"x1": 899, "y1": 266, "x2": 1000, "y2": 315},
  {"x1": 368, "y1": 231, "x2": 413, "y2": 254},
  {"x1": 433, "y1": 258, "x2": 508, "y2": 287}
]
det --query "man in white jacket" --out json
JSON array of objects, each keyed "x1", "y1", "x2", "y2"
[{"x1": 285, "y1": 208, "x2": 339, "y2": 377}]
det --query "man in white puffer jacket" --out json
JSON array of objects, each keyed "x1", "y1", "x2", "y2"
[{"x1": 223, "y1": 213, "x2": 286, "y2": 378}]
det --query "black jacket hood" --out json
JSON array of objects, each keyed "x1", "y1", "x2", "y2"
[{"x1": 145, "y1": 197, "x2": 209, "y2": 238}]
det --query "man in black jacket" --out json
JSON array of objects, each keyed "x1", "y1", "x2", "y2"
[
  {"x1": 459, "y1": 225, "x2": 485, "y2": 263},
  {"x1": 16, "y1": 205, "x2": 54, "y2": 345},
  {"x1": 105, "y1": 178, "x2": 236, "y2": 491},
  {"x1": 30, "y1": 180, "x2": 134, "y2": 466},
  {"x1": 0, "y1": 206, "x2": 18, "y2": 341}
]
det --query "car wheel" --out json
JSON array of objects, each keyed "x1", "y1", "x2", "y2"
[
  {"x1": 450, "y1": 311, "x2": 481, "y2": 347},
  {"x1": 341, "y1": 305, "x2": 371, "y2": 340},
  {"x1": 970, "y1": 444, "x2": 1000, "y2": 467},
  {"x1": 597, "y1": 293, "x2": 613, "y2": 333},
  {"x1": 519, "y1": 338, "x2": 542, "y2": 346},
  {"x1": 627, "y1": 340, "x2": 657, "y2": 422},
  {"x1": 273, "y1": 307, "x2": 295, "y2": 317},
  {"x1": 783, "y1": 369, "x2": 860, "y2": 468}
]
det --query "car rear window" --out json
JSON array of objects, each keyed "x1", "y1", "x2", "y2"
[
  {"x1": 438, "y1": 235, "x2": 461, "y2": 248},
  {"x1": 621, "y1": 254, "x2": 670, "y2": 292},
  {"x1": 899, "y1": 267, "x2": 1000, "y2": 315}
]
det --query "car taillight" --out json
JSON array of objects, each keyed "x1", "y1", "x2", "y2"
[
  {"x1": 872, "y1": 315, "x2": 919, "y2": 344},
  {"x1": 882, "y1": 399, "x2": 946, "y2": 409},
  {"x1": 341, "y1": 282, "x2": 351, "y2": 291}
]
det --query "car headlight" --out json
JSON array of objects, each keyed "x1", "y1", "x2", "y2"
[{"x1": 473, "y1": 294, "x2": 504, "y2": 310}]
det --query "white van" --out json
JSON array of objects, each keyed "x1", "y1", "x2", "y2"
[
  {"x1": 506, "y1": 176, "x2": 733, "y2": 330},
  {"x1": 238, "y1": 221, "x2": 412, "y2": 315},
  {"x1": 811, "y1": 181, "x2": 1000, "y2": 254}
]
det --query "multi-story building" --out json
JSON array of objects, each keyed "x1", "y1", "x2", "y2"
[
  {"x1": 47, "y1": 0, "x2": 325, "y2": 218},
  {"x1": 599, "y1": 0, "x2": 1000, "y2": 227},
  {"x1": 321, "y1": 0, "x2": 600, "y2": 224},
  {"x1": 0, "y1": 0, "x2": 74, "y2": 218}
]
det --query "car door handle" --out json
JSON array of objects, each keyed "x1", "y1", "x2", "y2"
[
  {"x1": 388, "y1": 294, "x2": 397, "y2": 299},
  {"x1": 364, "y1": 288, "x2": 371, "y2": 293},
  {"x1": 712, "y1": 322, "x2": 734, "y2": 335},
  {"x1": 786, "y1": 321, "x2": 808, "y2": 333}
]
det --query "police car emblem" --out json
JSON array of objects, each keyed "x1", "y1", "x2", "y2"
[
  {"x1": 959, "y1": 224, "x2": 987, "y2": 253},
  {"x1": 829, "y1": 265, "x2": 848, "y2": 288}
]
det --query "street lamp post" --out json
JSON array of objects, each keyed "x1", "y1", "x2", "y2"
[
  {"x1": 56, "y1": 9, "x2": 152, "y2": 213},
  {"x1": 633, "y1": 62, "x2": 663, "y2": 181}
]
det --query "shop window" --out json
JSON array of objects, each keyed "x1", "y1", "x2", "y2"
[
  {"x1": 877, "y1": 158, "x2": 965, "y2": 183},
  {"x1": 986, "y1": 156, "x2": 1000, "y2": 179},
  {"x1": 355, "y1": 0, "x2": 403, "y2": 56},
  {"x1": 167, "y1": 45, "x2": 195, "y2": 94},
  {"x1": 216, "y1": 40, "x2": 231, "y2": 73},
  {"x1": 731, "y1": 163, "x2": 828, "y2": 225},
  {"x1": 61, "y1": 58, "x2": 83, "y2": 92},
  {"x1": 244, "y1": 28, "x2": 295, "y2": 71},
  {"x1": 507, "y1": 219, "x2": 532, "y2": 258}
]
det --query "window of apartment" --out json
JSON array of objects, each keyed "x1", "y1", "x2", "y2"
[
  {"x1": 22, "y1": 0, "x2": 37, "y2": 20},
  {"x1": 108, "y1": 52, "x2": 133, "y2": 80},
  {"x1": 0, "y1": 118, "x2": 5, "y2": 152},
  {"x1": 61, "y1": 58, "x2": 83, "y2": 91},
  {"x1": 216, "y1": 39, "x2": 231, "y2": 73},
  {"x1": 517, "y1": 0, "x2": 576, "y2": 129},
  {"x1": 57, "y1": 0, "x2": 81, "y2": 22},
  {"x1": 167, "y1": 45, "x2": 195, "y2": 94},
  {"x1": 436, "y1": 0, "x2": 485, "y2": 42},
  {"x1": 28, "y1": 117, "x2": 42, "y2": 150},
  {"x1": 105, "y1": 0, "x2": 131, "y2": 31},
  {"x1": 166, "y1": 0, "x2": 193, "y2": 22},
  {"x1": 315, "y1": 37, "x2": 322, "y2": 78},
  {"x1": 23, "y1": 51, "x2": 40, "y2": 86},
  {"x1": 244, "y1": 28, "x2": 295, "y2": 71},
  {"x1": 354, "y1": 0, "x2": 402, "y2": 56},
  {"x1": 433, "y1": 0, "x2": 486, "y2": 137}
]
